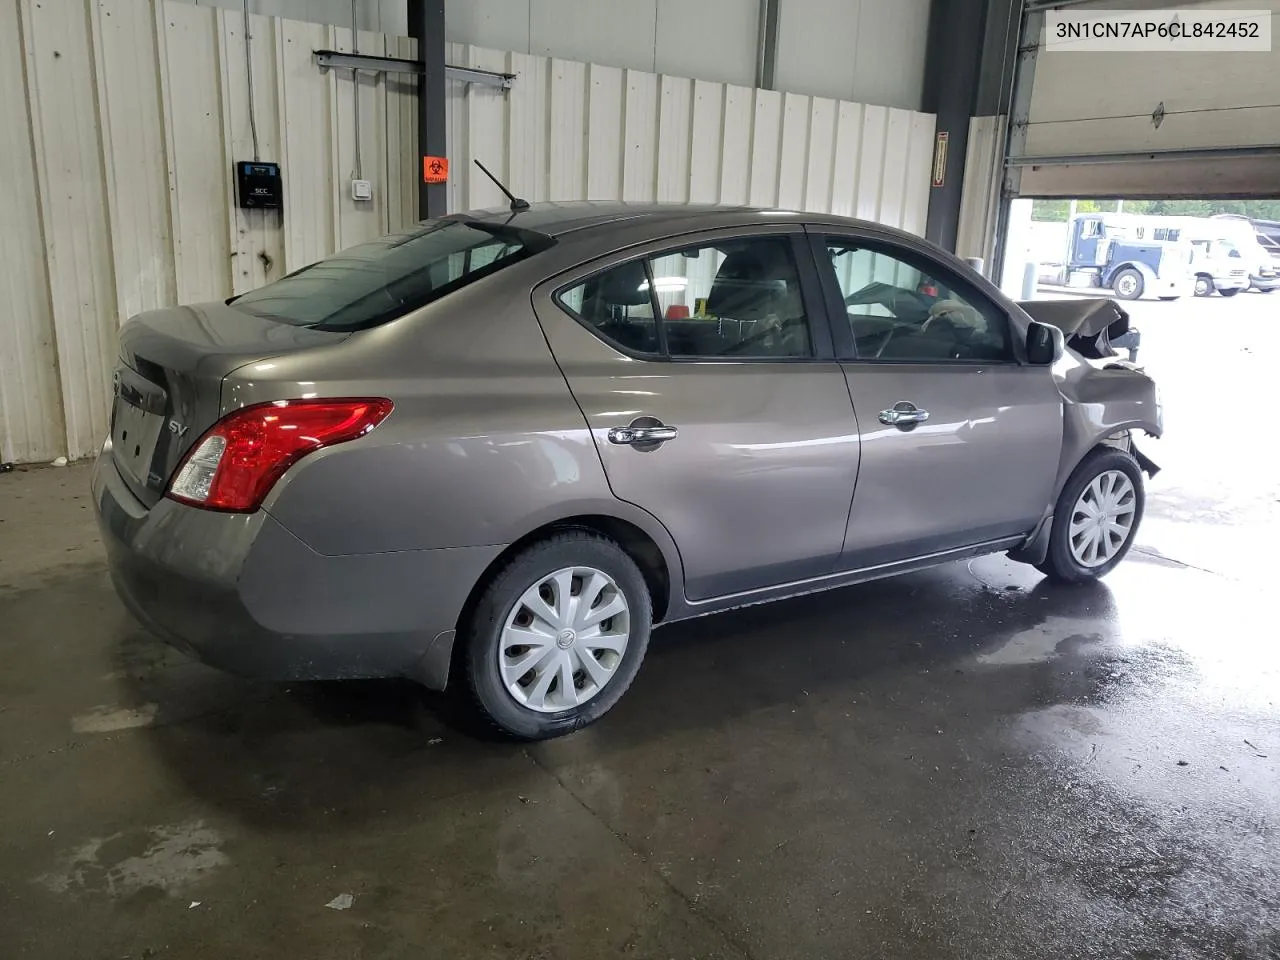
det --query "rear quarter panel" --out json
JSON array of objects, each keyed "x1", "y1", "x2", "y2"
[{"x1": 221, "y1": 258, "x2": 675, "y2": 562}]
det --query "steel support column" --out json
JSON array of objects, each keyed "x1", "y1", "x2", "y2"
[
  {"x1": 922, "y1": 0, "x2": 990, "y2": 251},
  {"x1": 755, "y1": 0, "x2": 779, "y2": 90},
  {"x1": 408, "y1": 0, "x2": 447, "y2": 219}
]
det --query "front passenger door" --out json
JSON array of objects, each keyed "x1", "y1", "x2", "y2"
[{"x1": 817, "y1": 235, "x2": 1063, "y2": 568}]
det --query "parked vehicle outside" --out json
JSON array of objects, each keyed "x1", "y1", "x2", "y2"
[
  {"x1": 1064, "y1": 213, "x2": 1193, "y2": 301},
  {"x1": 1189, "y1": 239, "x2": 1250, "y2": 297},
  {"x1": 1210, "y1": 215, "x2": 1280, "y2": 292},
  {"x1": 92, "y1": 204, "x2": 1163, "y2": 739}
]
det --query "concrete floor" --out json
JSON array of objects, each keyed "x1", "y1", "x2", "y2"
[{"x1": 2, "y1": 295, "x2": 1278, "y2": 959}]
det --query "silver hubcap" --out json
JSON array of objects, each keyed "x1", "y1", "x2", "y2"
[
  {"x1": 1069, "y1": 470, "x2": 1137, "y2": 568},
  {"x1": 1116, "y1": 275, "x2": 1137, "y2": 296},
  {"x1": 499, "y1": 566, "x2": 631, "y2": 713}
]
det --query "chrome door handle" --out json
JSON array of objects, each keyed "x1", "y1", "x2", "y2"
[
  {"x1": 878, "y1": 402, "x2": 930, "y2": 427},
  {"x1": 608, "y1": 424, "x2": 678, "y2": 445}
]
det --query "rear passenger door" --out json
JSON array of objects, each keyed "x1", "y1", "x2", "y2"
[
  {"x1": 532, "y1": 227, "x2": 860, "y2": 601},
  {"x1": 812, "y1": 232, "x2": 1063, "y2": 567}
]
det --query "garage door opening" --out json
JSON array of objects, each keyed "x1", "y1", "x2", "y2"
[{"x1": 998, "y1": 194, "x2": 1279, "y2": 594}]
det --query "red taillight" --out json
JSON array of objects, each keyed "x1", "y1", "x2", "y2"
[{"x1": 167, "y1": 398, "x2": 393, "y2": 512}]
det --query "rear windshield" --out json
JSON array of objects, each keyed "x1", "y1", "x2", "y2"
[{"x1": 230, "y1": 220, "x2": 554, "y2": 331}]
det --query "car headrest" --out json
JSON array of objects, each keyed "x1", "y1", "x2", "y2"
[
  {"x1": 583, "y1": 260, "x2": 651, "y2": 307},
  {"x1": 706, "y1": 243, "x2": 800, "y2": 321}
]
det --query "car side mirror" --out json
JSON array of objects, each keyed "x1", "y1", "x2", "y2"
[{"x1": 1025, "y1": 320, "x2": 1064, "y2": 365}]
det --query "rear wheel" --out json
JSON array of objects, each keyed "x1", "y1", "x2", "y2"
[
  {"x1": 1219, "y1": 287, "x2": 1240, "y2": 298},
  {"x1": 1193, "y1": 275, "x2": 1214, "y2": 297},
  {"x1": 1112, "y1": 268, "x2": 1144, "y2": 301},
  {"x1": 1037, "y1": 449, "x2": 1144, "y2": 584},
  {"x1": 463, "y1": 531, "x2": 652, "y2": 740}
]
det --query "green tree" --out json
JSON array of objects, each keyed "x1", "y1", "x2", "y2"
[{"x1": 1035, "y1": 198, "x2": 1280, "y2": 222}]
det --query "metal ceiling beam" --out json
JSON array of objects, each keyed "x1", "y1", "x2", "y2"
[
  {"x1": 1008, "y1": 144, "x2": 1280, "y2": 167},
  {"x1": 755, "y1": 0, "x2": 779, "y2": 90}
]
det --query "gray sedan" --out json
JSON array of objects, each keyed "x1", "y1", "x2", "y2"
[{"x1": 92, "y1": 203, "x2": 1162, "y2": 739}]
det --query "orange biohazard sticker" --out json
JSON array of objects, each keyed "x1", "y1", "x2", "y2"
[{"x1": 423, "y1": 156, "x2": 449, "y2": 183}]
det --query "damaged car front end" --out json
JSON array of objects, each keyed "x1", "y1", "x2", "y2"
[{"x1": 1009, "y1": 297, "x2": 1163, "y2": 567}]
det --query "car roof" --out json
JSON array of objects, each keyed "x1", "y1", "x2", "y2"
[{"x1": 452, "y1": 201, "x2": 895, "y2": 240}]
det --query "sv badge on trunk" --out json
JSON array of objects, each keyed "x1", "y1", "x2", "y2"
[{"x1": 167, "y1": 420, "x2": 189, "y2": 438}]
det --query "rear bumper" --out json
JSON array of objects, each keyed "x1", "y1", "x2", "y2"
[{"x1": 92, "y1": 453, "x2": 500, "y2": 688}]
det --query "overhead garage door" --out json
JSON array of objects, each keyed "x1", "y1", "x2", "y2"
[{"x1": 1008, "y1": 0, "x2": 1280, "y2": 198}]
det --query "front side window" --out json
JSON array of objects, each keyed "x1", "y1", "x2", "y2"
[
  {"x1": 558, "y1": 236, "x2": 812, "y2": 359},
  {"x1": 231, "y1": 220, "x2": 552, "y2": 332},
  {"x1": 826, "y1": 241, "x2": 1012, "y2": 362}
]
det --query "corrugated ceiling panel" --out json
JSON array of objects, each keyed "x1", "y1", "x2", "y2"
[
  {"x1": 0, "y1": 1, "x2": 62, "y2": 463},
  {"x1": 22, "y1": 0, "x2": 119, "y2": 459}
]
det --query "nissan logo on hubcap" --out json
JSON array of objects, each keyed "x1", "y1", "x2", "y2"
[{"x1": 556, "y1": 629, "x2": 576, "y2": 649}]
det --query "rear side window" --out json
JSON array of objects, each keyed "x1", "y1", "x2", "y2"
[
  {"x1": 558, "y1": 236, "x2": 812, "y2": 359},
  {"x1": 231, "y1": 220, "x2": 553, "y2": 332}
]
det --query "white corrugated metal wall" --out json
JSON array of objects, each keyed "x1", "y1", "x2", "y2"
[
  {"x1": 0, "y1": 0, "x2": 417, "y2": 464},
  {"x1": 3, "y1": 9, "x2": 937, "y2": 465},
  {"x1": 443, "y1": 43, "x2": 937, "y2": 231}
]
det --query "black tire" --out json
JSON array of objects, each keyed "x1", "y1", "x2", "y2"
[
  {"x1": 1219, "y1": 287, "x2": 1240, "y2": 298},
  {"x1": 1111, "y1": 267, "x2": 1144, "y2": 301},
  {"x1": 1194, "y1": 275, "x2": 1214, "y2": 297},
  {"x1": 1036, "y1": 448, "x2": 1145, "y2": 584},
  {"x1": 463, "y1": 530, "x2": 652, "y2": 740}
]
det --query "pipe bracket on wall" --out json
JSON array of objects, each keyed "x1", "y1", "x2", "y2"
[{"x1": 313, "y1": 50, "x2": 514, "y2": 89}]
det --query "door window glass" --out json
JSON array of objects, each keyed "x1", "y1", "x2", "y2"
[
  {"x1": 559, "y1": 259, "x2": 660, "y2": 354},
  {"x1": 647, "y1": 238, "x2": 811, "y2": 358},
  {"x1": 826, "y1": 242, "x2": 1012, "y2": 362},
  {"x1": 558, "y1": 237, "x2": 812, "y2": 359}
]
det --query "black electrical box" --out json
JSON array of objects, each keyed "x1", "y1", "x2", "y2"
[{"x1": 235, "y1": 161, "x2": 282, "y2": 209}]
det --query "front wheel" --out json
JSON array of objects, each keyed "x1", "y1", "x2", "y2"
[
  {"x1": 1037, "y1": 449, "x2": 1145, "y2": 584},
  {"x1": 463, "y1": 531, "x2": 652, "y2": 740},
  {"x1": 1194, "y1": 275, "x2": 1214, "y2": 297},
  {"x1": 1219, "y1": 287, "x2": 1240, "y2": 298},
  {"x1": 1112, "y1": 268, "x2": 1144, "y2": 301}
]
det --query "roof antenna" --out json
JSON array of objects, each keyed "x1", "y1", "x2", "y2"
[{"x1": 473, "y1": 159, "x2": 529, "y2": 212}]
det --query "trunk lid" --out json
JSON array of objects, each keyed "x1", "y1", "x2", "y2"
[{"x1": 110, "y1": 301, "x2": 346, "y2": 507}]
